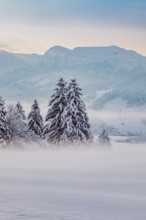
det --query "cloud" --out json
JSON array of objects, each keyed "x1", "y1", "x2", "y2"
[
  {"x1": 0, "y1": 40, "x2": 29, "y2": 53},
  {"x1": 0, "y1": 0, "x2": 146, "y2": 30},
  {"x1": 0, "y1": 0, "x2": 146, "y2": 55},
  {"x1": 0, "y1": 43, "x2": 11, "y2": 51}
]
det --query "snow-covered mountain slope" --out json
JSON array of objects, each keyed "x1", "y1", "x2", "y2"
[
  {"x1": 0, "y1": 45, "x2": 146, "y2": 109},
  {"x1": 89, "y1": 98, "x2": 146, "y2": 137}
]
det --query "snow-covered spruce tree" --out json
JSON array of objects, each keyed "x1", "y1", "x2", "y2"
[
  {"x1": 28, "y1": 99, "x2": 43, "y2": 138},
  {"x1": 43, "y1": 78, "x2": 67, "y2": 144},
  {"x1": 15, "y1": 102, "x2": 26, "y2": 120},
  {"x1": 98, "y1": 129, "x2": 111, "y2": 147},
  {"x1": 0, "y1": 97, "x2": 9, "y2": 146},
  {"x1": 60, "y1": 79, "x2": 93, "y2": 146},
  {"x1": 6, "y1": 104, "x2": 27, "y2": 142}
]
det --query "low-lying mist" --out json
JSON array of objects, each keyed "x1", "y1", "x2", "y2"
[
  {"x1": 0, "y1": 142, "x2": 145, "y2": 171},
  {"x1": 0, "y1": 143, "x2": 146, "y2": 220}
]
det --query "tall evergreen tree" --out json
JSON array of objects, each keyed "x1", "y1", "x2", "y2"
[
  {"x1": 43, "y1": 78, "x2": 67, "y2": 144},
  {"x1": 61, "y1": 79, "x2": 93, "y2": 145},
  {"x1": 28, "y1": 100, "x2": 43, "y2": 137},
  {"x1": 15, "y1": 102, "x2": 26, "y2": 120},
  {"x1": 6, "y1": 104, "x2": 27, "y2": 142},
  {"x1": 0, "y1": 97, "x2": 9, "y2": 145}
]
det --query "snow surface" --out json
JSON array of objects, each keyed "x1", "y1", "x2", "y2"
[{"x1": 0, "y1": 143, "x2": 146, "y2": 220}]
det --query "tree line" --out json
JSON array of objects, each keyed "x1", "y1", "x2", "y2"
[{"x1": 0, "y1": 78, "x2": 93, "y2": 147}]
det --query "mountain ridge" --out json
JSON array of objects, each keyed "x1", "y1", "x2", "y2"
[
  {"x1": 0, "y1": 45, "x2": 146, "y2": 109},
  {"x1": 1, "y1": 45, "x2": 146, "y2": 57}
]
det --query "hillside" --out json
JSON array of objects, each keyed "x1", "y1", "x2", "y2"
[{"x1": 0, "y1": 45, "x2": 146, "y2": 109}]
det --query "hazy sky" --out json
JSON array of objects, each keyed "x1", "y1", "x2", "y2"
[{"x1": 0, "y1": 0, "x2": 146, "y2": 55}]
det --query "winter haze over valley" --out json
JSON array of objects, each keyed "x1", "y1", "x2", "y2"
[
  {"x1": 1, "y1": 0, "x2": 146, "y2": 219},
  {"x1": 0, "y1": 45, "x2": 146, "y2": 138}
]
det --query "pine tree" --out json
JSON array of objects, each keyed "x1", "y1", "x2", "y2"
[
  {"x1": 98, "y1": 129, "x2": 111, "y2": 146},
  {"x1": 15, "y1": 102, "x2": 26, "y2": 120},
  {"x1": 43, "y1": 78, "x2": 67, "y2": 144},
  {"x1": 0, "y1": 97, "x2": 9, "y2": 146},
  {"x1": 28, "y1": 100, "x2": 43, "y2": 137},
  {"x1": 61, "y1": 79, "x2": 93, "y2": 145},
  {"x1": 6, "y1": 104, "x2": 27, "y2": 142}
]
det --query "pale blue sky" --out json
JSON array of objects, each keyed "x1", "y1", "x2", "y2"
[{"x1": 0, "y1": 0, "x2": 146, "y2": 55}]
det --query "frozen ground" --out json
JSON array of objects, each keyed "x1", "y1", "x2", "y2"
[{"x1": 0, "y1": 143, "x2": 146, "y2": 220}]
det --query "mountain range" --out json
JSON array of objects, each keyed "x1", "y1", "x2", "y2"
[{"x1": 0, "y1": 45, "x2": 146, "y2": 109}]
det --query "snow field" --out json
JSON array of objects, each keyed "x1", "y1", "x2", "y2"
[{"x1": 0, "y1": 143, "x2": 146, "y2": 220}]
